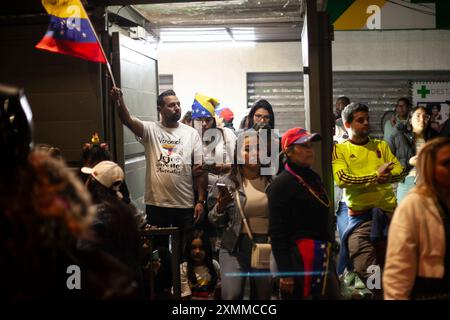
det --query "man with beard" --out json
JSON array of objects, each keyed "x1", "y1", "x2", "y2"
[
  {"x1": 332, "y1": 103, "x2": 407, "y2": 296},
  {"x1": 110, "y1": 88, "x2": 206, "y2": 267}
]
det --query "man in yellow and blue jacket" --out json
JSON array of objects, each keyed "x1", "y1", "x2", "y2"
[{"x1": 332, "y1": 103, "x2": 407, "y2": 288}]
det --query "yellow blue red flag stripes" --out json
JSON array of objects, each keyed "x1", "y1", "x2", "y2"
[
  {"x1": 36, "y1": 0, "x2": 107, "y2": 63},
  {"x1": 191, "y1": 93, "x2": 219, "y2": 119}
]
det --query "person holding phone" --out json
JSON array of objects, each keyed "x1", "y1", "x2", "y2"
[
  {"x1": 208, "y1": 130, "x2": 273, "y2": 300},
  {"x1": 332, "y1": 103, "x2": 407, "y2": 297},
  {"x1": 189, "y1": 93, "x2": 237, "y2": 255}
]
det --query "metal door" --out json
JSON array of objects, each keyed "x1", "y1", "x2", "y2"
[{"x1": 111, "y1": 32, "x2": 158, "y2": 211}]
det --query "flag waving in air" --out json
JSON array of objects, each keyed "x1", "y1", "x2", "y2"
[{"x1": 36, "y1": 0, "x2": 107, "y2": 63}]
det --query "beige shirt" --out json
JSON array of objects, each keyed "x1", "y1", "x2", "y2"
[
  {"x1": 383, "y1": 190, "x2": 446, "y2": 300},
  {"x1": 241, "y1": 177, "x2": 269, "y2": 235}
]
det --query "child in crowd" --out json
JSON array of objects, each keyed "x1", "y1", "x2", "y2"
[{"x1": 179, "y1": 229, "x2": 220, "y2": 300}]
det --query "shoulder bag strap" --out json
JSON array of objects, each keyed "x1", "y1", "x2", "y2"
[
  {"x1": 235, "y1": 190, "x2": 254, "y2": 241},
  {"x1": 220, "y1": 128, "x2": 227, "y2": 165}
]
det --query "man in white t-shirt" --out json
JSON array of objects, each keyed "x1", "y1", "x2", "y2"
[{"x1": 110, "y1": 87, "x2": 207, "y2": 257}]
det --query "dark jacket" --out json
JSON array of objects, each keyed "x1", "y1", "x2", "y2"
[
  {"x1": 267, "y1": 163, "x2": 331, "y2": 273},
  {"x1": 440, "y1": 118, "x2": 450, "y2": 138},
  {"x1": 388, "y1": 123, "x2": 438, "y2": 172},
  {"x1": 89, "y1": 202, "x2": 144, "y2": 298}
]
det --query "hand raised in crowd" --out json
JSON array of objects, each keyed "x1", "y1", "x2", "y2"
[
  {"x1": 110, "y1": 86, "x2": 124, "y2": 103},
  {"x1": 377, "y1": 161, "x2": 394, "y2": 184},
  {"x1": 279, "y1": 277, "x2": 295, "y2": 295},
  {"x1": 217, "y1": 186, "x2": 233, "y2": 213}
]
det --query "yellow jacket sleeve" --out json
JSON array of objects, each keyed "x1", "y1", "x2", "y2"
[{"x1": 332, "y1": 144, "x2": 378, "y2": 189}]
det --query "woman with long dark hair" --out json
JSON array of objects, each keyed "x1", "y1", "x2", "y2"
[
  {"x1": 388, "y1": 106, "x2": 439, "y2": 203},
  {"x1": 246, "y1": 99, "x2": 275, "y2": 130},
  {"x1": 180, "y1": 229, "x2": 220, "y2": 299},
  {"x1": 208, "y1": 130, "x2": 273, "y2": 300}
]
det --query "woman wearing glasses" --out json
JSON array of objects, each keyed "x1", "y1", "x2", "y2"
[
  {"x1": 388, "y1": 106, "x2": 439, "y2": 203},
  {"x1": 245, "y1": 99, "x2": 283, "y2": 174},
  {"x1": 246, "y1": 99, "x2": 275, "y2": 130}
]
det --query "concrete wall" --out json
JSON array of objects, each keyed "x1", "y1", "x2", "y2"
[
  {"x1": 157, "y1": 42, "x2": 302, "y2": 129},
  {"x1": 157, "y1": 29, "x2": 450, "y2": 127},
  {"x1": 333, "y1": 30, "x2": 450, "y2": 71}
]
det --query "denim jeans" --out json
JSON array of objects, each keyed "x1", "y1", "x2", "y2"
[
  {"x1": 396, "y1": 176, "x2": 415, "y2": 205},
  {"x1": 336, "y1": 201, "x2": 349, "y2": 243}
]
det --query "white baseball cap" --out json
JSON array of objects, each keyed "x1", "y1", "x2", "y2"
[{"x1": 81, "y1": 160, "x2": 124, "y2": 190}]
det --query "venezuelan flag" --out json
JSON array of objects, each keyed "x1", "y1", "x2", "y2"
[
  {"x1": 191, "y1": 93, "x2": 219, "y2": 119},
  {"x1": 36, "y1": 0, "x2": 106, "y2": 63}
]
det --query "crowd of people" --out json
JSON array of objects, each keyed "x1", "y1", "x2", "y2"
[{"x1": 1, "y1": 84, "x2": 450, "y2": 300}]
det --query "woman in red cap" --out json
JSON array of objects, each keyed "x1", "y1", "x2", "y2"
[{"x1": 267, "y1": 127, "x2": 339, "y2": 299}]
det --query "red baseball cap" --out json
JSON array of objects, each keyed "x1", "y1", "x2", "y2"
[
  {"x1": 281, "y1": 127, "x2": 321, "y2": 151},
  {"x1": 219, "y1": 108, "x2": 234, "y2": 122}
]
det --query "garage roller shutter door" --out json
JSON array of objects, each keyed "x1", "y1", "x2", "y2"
[
  {"x1": 247, "y1": 72, "x2": 304, "y2": 135},
  {"x1": 248, "y1": 71, "x2": 450, "y2": 138}
]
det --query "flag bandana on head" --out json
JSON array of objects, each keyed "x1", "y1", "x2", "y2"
[
  {"x1": 191, "y1": 93, "x2": 219, "y2": 119},
  {"x1": 36, "y1": 0, "x2": 107, "y2": 63}
]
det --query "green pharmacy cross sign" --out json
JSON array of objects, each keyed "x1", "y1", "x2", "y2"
[{"x1": 417, "y1": 85, "x2": 431, "y2": 99}]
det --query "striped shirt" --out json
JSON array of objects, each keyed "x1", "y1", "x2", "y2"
[{"x1": 332, "y1": 138, "x2": 407, "y2": 213}]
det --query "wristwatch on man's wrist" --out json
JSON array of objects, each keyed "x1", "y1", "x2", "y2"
[{"x1": 196, "y1": 200, "x2": 206, "y2": 207}]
